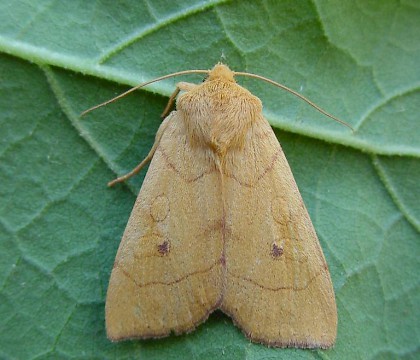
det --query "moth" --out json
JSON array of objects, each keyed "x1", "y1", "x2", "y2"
[{"x1": 85, "y1": 63, "x2": 345, "y2": 348}]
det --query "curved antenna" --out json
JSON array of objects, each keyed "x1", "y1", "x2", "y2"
[
  {"x1": 81, "y1": 69, "x2": 209, "y2": 116},
  {"x1": 234, "y1": 71, "x2": 353, "y2": 131}
]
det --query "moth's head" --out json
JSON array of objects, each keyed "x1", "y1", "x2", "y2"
[{"x1": 207, "y1": 63, "x2": 235, "y2": 83}]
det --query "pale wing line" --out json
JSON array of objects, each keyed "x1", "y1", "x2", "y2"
[
  {"x1": 158, "y1": 146, "x2": 218, "y2": 182},
  {"x1": 226, "y1": 267, "x2": 326, "y2": 292},
  {"x1": 114, "y1": 259, "x2": 221, "y2": 289},
  {"x1": 224, "y1": 124, "x2": 327, "y2": 292},
  {"x1": 158, "y1": 123, "x2": 277, "y2": 185},
  {"x1": 224, "y1": 148, "x2": 282, "y2": 188},
  {"x1": 158, "y1": 144, "x2": 282, "y2": 187}
]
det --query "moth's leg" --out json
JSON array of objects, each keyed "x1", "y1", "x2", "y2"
[
  {"x1": 108, "y1": 116, "x2": 172, "y2": 187},
  {"x1": 110, "y1": 81, "x2": 197, "y2": 186},
  {"x1": 160, "y1": 82, "x2": 197, "y2": 118}
]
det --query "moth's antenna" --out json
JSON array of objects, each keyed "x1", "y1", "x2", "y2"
[
  {"x1": 81, "y1": 70, "x2": 209, "y2": 116},
  {"x1": 234, "y1": 71, "x2": 353, "y2": 131}
]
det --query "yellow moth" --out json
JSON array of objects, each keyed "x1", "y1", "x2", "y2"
[{"x1": 84, "y1": 63, "x2": 348, "y2": 348}]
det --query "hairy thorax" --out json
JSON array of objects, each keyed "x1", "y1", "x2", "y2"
[{"x1": 177, "y1": 79, "x2": 263, "y2": 157}]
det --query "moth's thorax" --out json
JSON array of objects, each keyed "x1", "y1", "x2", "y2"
[{"x1": 177, "y1": 78, "x2": 263, "y2": 157}]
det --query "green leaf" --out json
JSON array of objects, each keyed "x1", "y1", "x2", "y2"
[{"x1": 0, "y1": 1, "x2": 418, "y2": 359}]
